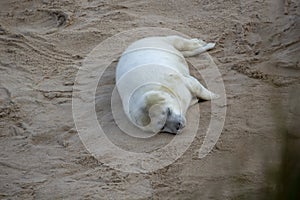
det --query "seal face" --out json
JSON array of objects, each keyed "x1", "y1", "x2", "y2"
[
  {"x1": 116, "y1": 35, "x2": 218, "y2": 134},
  {"x1": 161, "y1": 107, "x2": 186, "y2": 134},
  {"x1": 127, "y1": 83, "x2": 184, "y2": 134}
]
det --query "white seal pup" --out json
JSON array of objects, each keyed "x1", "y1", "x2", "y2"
[{"x1": 116, "y1": 35, "x2": 218, "y2": 134}]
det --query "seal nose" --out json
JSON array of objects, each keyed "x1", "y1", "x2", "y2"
[{"x1": 176, "y1": 122, "x2": 183, "y2": 130}]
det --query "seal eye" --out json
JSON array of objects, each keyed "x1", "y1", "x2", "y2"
[{"x1": 167, "y1": 107, "x2": 172, "y2": 116}]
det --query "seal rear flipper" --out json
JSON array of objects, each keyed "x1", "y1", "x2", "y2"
[{"x1": 165, "y1": 35, "x2": 215, "y2": 57}]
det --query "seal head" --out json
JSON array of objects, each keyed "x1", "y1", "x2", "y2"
[{"x1": 129, "y1": 89, "x2": 186, "y2": 134}]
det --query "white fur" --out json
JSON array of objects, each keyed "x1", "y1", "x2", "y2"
[{"x1": 116, "y1": 35, "x2": 218, "y2": 134}]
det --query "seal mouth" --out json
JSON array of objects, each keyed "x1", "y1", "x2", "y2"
[
  {"x1": 160, "y1": 125, "x2": 166, "y2": 132},
  {"x1": 160, "y1": 129, "x2": 182, "y2": 135}
]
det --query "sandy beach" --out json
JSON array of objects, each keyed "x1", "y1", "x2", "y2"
[{"x1": 0, "y1": 0, "x2": 299, "y2": 199}]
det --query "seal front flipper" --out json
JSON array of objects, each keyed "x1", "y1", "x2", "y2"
[{"x1": 183, "y1": 76, "x2": 219, "y2": 101}]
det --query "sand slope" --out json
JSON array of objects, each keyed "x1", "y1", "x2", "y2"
[{"x1": 0, "y1": 0, "x2": 299, "y2": 199}]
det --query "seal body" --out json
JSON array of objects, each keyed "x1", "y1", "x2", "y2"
[{"x1": 116, "y1": 36, "x2": 218, "y2": 134}]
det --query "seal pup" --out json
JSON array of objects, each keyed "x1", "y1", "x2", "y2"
[{"x1": 116, "y1": 35, "x2": 218, "y2": 134}]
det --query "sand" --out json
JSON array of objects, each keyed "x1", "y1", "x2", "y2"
[{"x1": 0, "y1": 0, "x2": 299, "y2": 199}]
